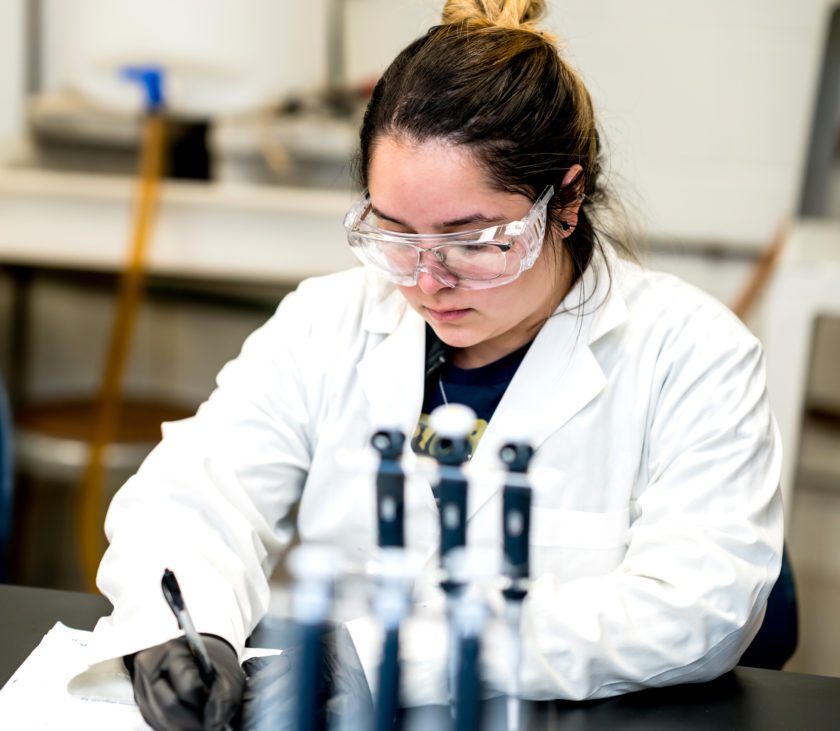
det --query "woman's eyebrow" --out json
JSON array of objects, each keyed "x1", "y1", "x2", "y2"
[
  {"x1": 440, "y1": 213, "x2": 501, "y2": 227},
  {"x1": 369, "y1": 206, "x2": 406, "y2": 226},
  {"x1": 370, "y1": 205, "x2": 503, "y2": 228}
]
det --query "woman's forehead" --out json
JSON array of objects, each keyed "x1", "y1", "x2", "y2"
[
  {"x1": 368, "y1": 136, "x2": 530, "y2": 226},
  {"x1": 369, "y1": 136, "x2": 483, "y2": 186}
]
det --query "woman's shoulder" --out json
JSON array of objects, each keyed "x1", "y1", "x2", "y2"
[
  {"x1": 273, "y1": 266, "x2": 404, "y2": 336},
  {"x1": 612, "y1": 254, "x2": 760, "y2": 354},
  {"x1": 293, "y1": 266, "x2": 369, "y2": 301}
]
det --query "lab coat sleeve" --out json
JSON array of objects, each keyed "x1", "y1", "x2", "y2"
[
  {"x1": 401, "y1": 307, "x2": 783, "y2": 704},
  {"x1": 89, "y1": 288, "x2": 316, "y2": 664}
]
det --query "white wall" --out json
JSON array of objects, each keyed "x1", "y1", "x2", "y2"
[
  {"x1": 546, "y1": 0, "x2": 833, "y2": 247},
  {"x1": 39, "y1": 0, "x2": 439, "y2": 111},
  {"x1": 344, "y1": 0, "x2": 441, "y2": 82},
  {"x1": 0, "y1": 0, "x2": 26, "y2": 161}
]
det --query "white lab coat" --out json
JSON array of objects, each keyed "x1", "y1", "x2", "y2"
[{"x1": 87, "y1": 246, "x2": 783, "y2": 704}]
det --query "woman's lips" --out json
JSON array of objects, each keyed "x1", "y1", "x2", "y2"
[{"x1": 426, "y1": 307, "x2": 471, "y2": 322}]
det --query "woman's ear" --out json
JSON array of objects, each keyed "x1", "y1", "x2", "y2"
[{"x1": 558, "y1": 163, "x2": 584, "y2": 238}]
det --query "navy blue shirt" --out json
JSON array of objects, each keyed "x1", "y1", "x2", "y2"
[{"x1": 411, "y1": 329, "x2": 532, "y2": 460}]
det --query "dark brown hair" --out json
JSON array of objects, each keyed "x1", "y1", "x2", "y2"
[{"x1": 354, "y1": 0, "x2": 632, "y2": 291}]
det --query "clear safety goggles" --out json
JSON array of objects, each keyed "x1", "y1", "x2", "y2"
[{"x1": 343, "y1": 186, "x2": 555, "y2": 290}]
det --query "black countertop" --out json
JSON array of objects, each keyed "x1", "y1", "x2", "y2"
[{"x1": 2, "y1": 583, "x2": 839, "y2": 730}]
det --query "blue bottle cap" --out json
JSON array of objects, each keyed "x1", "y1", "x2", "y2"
[{"x1": 121, "y1": 65, "x2": 165, "y2": 112}]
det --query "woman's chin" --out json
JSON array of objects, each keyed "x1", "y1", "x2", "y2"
[{"x1": 427, "y1": 323, "x2": 477, "y2": 349}]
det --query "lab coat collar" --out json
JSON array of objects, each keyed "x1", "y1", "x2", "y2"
[
  {"x1": 465, "y1": 246, "x2": 630, "y2": 518},
  {"x1": 359, "y1": 269, "x2": 408, "y2": 335},
  {"x1": 357, "y1": 272, "x2": 426, "y2": 436},
  {"x1": 561, "y1": 244, "x2": 630, "y2": 347},
  {"x1": 356, "y1": 282, "x2": 433, "y2": 518}
]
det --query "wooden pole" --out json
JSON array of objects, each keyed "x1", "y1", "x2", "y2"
[{"x1": 79, "y1": 114, "x2": 166, "y2": 590}]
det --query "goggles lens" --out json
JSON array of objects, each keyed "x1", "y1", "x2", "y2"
[{"x1": 343, "y1": 186, "x2": 554, "y2": 290}]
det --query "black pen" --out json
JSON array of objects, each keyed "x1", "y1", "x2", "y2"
[{"x1": 161, "y1": 568, "x2": 216, "y2": 687}]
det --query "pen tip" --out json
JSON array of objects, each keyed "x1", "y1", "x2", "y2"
[{"x1": 161, "y1": 568, "x2": 184, "y2": 610}]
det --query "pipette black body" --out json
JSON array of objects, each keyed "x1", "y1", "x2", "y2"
[
  {"x1": 499, "y1": 442, "x2": 534, "y2": 602},
  {"x1": 436, "y1": 433, "x2": 471, "y2": 584},
  {"x1": 289, "y1": 550, "x2": 336, "y2": 731},
  {"x1": 371, "y1": 428, "x2": 408, "y2": 731},
  {"x1": 372, "y1": 428, "x2": 406, "y2": 549},
  {"x1": 499, "y1": 439, "x2": 535, "y2": 731},
  {"x1": 377, "y1": 626, "x2": 401, "y2": 731},
  {"x1": 296, "y1": 622, "x2": 329, "y2": 731},
  {"x1": 455, "y1": 634, "x2": 482, "y2": 731}
]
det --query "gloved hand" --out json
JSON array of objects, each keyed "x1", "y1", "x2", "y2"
[
  {"x1": 239, "y1": 624, "x2": 373, "y2": 731},
  {"x1": 126, "y1": 635, "x2": 245, "y2": 731}
]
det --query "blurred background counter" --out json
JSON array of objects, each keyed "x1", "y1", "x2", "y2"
[{"x1": 0, "y1": 168, "x2": 355, "y2": 282}]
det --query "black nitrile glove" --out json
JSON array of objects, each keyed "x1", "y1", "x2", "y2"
[
  {"x1": 126, "y1": 635, "x2": 246, "y2": 731},
  {"x1": 239, "y1": 624, "x2": 373, "y2": 731}
]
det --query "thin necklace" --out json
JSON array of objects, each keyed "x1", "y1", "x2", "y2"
[{"x1": 438, "y1": 376, "x2": 449, "y2": 406}]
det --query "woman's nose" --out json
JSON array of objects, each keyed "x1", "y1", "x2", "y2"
[
  {"x1": 415, "y1": 250, "x2": 457, "y2": 293},
  {"x1": 417, "y1": 270, "x2": 449, "y2": 294}
]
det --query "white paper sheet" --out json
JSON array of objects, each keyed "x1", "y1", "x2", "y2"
[
  {"x1": 0, "y1": 623, "x2": 150, "y2": 729},
  {"x1": 0, "y1": 622, "x2": 282, "y2": 729}
]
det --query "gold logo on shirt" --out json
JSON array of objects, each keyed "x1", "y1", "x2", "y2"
[{"x1": 411, "y1": 413, "x2": 489, "y2": 459}]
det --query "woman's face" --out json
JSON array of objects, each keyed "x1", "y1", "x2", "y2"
[{"x1": 367, "y1": 135, "x2": 575, "y2": 368}]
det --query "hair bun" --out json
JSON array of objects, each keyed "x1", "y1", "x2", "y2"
[{"x1": 442, "y1": 0, "x2": 553, "y2": 40}]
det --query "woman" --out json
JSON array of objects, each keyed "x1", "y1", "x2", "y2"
[{"x1": 86, "y1": 2, "x2": 782, "y2": 729}]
